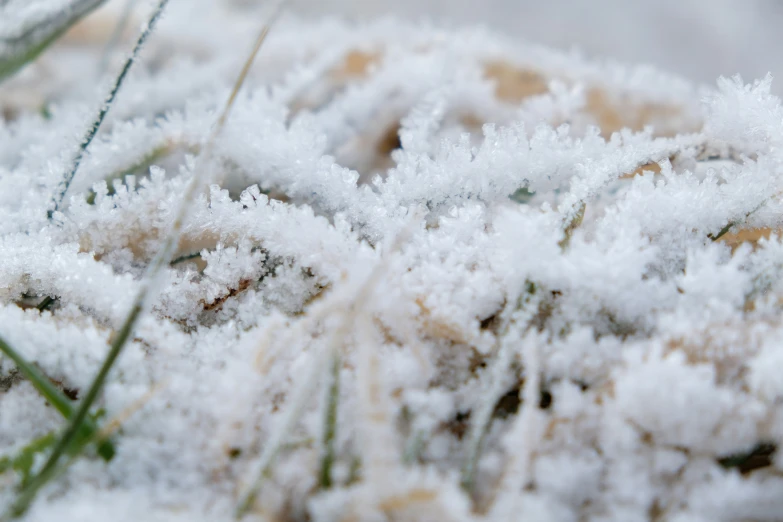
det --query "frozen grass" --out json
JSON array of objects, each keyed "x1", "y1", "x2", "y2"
[
  {"x1": 0, "y1": 0, "x2": 107, "y2": 82},
  {"x1": 2, "y1": 1, "x2": 783, "y2": 521},
  {"x1": 48, "y1": 0, "x2": 168, "y2": 217}
]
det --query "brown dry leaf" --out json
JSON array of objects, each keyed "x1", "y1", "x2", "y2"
[
  {"x1": 718, "y1": 228, "x2": 775, "y2": 251},
  {"x1": 482, "y1": 61, "x2": 549, "y2": 102},
  {"x1": 330, "y1": 49, "x2": 382, "y2": 82},
  {"x1": 585, "y1": 89, "x2": 689, "y2": 137},
  {"x1": 484, "y1": 60, "x2": 699, "y2": 137},
  {"x1": 331, "y1": 52, "x2": 698, "y2": 143},
  {"x1": 620, "y1": 162, "x2": 663, "y2": 179},
  {"x1": 337, "y1": 118, "x2": 401, "y2": 176},
  {"x1": 200, "y1": 278, "x2": 254, "y2": 311}
]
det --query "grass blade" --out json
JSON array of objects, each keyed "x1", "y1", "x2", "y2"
[
  {"x1": 488, "y1": 338, "x2": 543, "y2": 519},
  {"x1": 3, "y1": 307, "x2": 141, "y2": 516},
  {"x1": 8, "y1": 292, "x2": 144, "y2": 514},
  {"x1": 0, "y1": 334, "x2": 114, "y2": 462},
  {"x1": 9, "y1": 0, "x2": 284, "y2": 516},
  {"x1": 35, "y1": 296, "x2": 55, "y2": 311},
  {"x1": 709, "y1": 197, "x2": 770, "y2": 242},
  {"x1": 235, "y1": 212, "x2": 420, "y2": 518},
  {"x1": 0, "y1": 334, "x2": 74, "y2": 419},
  {"x1": 460, "y1": 282, "x2": 540, "y2": 493},
  {"x1": 0, "y1": 0, "x2": 106, "y2": 83},
  {"x1": 318, "y1": 352, "x2": 340, "y2": 489},
  {"x1": 3, "y1": 383, "x2": 161, "y2": 521},
  {"x1": 559, "y1": 202, "x2": 585, "y2": 249},
  {"x1": 97, "y1": 0, "x2": 139, "y2": 74},
  {"x1": 0, "y1": 432, "x2": 57, "y2": 485},
  {"x1": 48, "y1": 0, "x2": 170, "y2": 218}
]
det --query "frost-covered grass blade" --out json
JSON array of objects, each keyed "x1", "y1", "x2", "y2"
[
  {"x1": 48, "y1": 0, "x2": 170, "y2": 217},
  {"x1": 6, "y1": 0, "x2": 283, "y2": 516},
  {"x1": 318, "y1": 352, "x2": 341, "y2": 489},
  {"x1": 0, "y1": 0, "x2": 106, "y2": 83},
  {"x1": 0, "y1": 334, "x2": 115, "y2": 464}
]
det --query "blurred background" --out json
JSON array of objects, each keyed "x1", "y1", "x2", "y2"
[{"x1": 284, "y1": 0, "x2": 783, "y2": 92}]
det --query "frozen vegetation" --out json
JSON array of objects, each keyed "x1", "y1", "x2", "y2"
[{"x1": 2, "y1": 1, "x2": 783, "y2": 520}]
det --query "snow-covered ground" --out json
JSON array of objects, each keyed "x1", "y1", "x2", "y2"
[{"x1": 2, "y1": 1, "x2": 783, "y2": 521}]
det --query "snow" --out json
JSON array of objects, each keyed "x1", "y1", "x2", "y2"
[{"x1": 1, "y1": 0, "x2": 783, "y2": 520}]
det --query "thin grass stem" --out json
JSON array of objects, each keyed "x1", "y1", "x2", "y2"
[
  {"x1": 709, "y1": 199, "x2": 769, "y2": 242},
  {"x1": 319, "y1": 352, "x2": 341, "y2": 489},
  {"x1": 0, "y1": 334, "x2": 73, "y2": 420},
  {"x1": 0, "y1": 333, "x2": 114, "y2": 460},
  {"x1": 488, "y1": 338, "x2": 543, "y2": 518},
  {"x1": 97, "y1": 0, "x2": 138, "y2": 75},
  {"x1": 6, "y1": 302, "x2": 142, "y2": 518},
  {"x1": 48, "y1": 0, "x2": 169, "y2": 218},
  {"x1": 0, "y1": 0, "x2": 106, "y2": 83},
  {"x1": 235, "y1": 212, "x2": 420, "y2": 518},
  {"x1": 11, "y1": 0, "x2": 285, "y2": 516},
  {"x1": 170, "y1": 252, "x2": 203, "y2": 266},
  {"x1": 3, "y1": 383, "x2": 160, "y2": 521},
  {"x1": 460, "y1": 283, "x2": 541, "y2": 493},
  {"x1": 35, "y1": 296, "x2": 55, "y2": 311},
  {"x1": 402, "y1": 430, "x2": 426, "y2": 465},
  {"x1": 559, "y1": 202, "x2": 585, "y2": 249}
]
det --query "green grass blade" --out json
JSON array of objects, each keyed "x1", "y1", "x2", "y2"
[
  {"x1": 0, "y1": 334, "x2": 74, "y2": 419},
  {"x1": 0, "y1": 334, "x2": 115, "y2": 462},
  {"x1": 0, "y1": 432, "x2": 58, "y2": 486},
  {"x1": 8, "y1": 0, "x2": 274, "y2": 512},
  {"x1": 318, "y1": 353, "x2": 340, "y2": 489},
  {"x1": 0, "y1": 0, "x2": 107, "y2": 83},
  {"x1": 11, "y1": 0, "x2": 283, "y2": 515},
  {"x1": 35, "y1": 296, "x2": 55, "y2": 311},
  {"x1": 9, "y1": 300, "x2": 142, "y2": 517},
  {"x1": 460, "y1": 281, "x2": 540, "y2": 493},
  {"x1": 48, "y1": 0, "x2": 170, "y2": 218}
]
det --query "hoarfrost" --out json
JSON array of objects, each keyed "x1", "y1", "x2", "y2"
[{"x1": 1, "y1": 2, "x2": 782, "y2": 521}]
